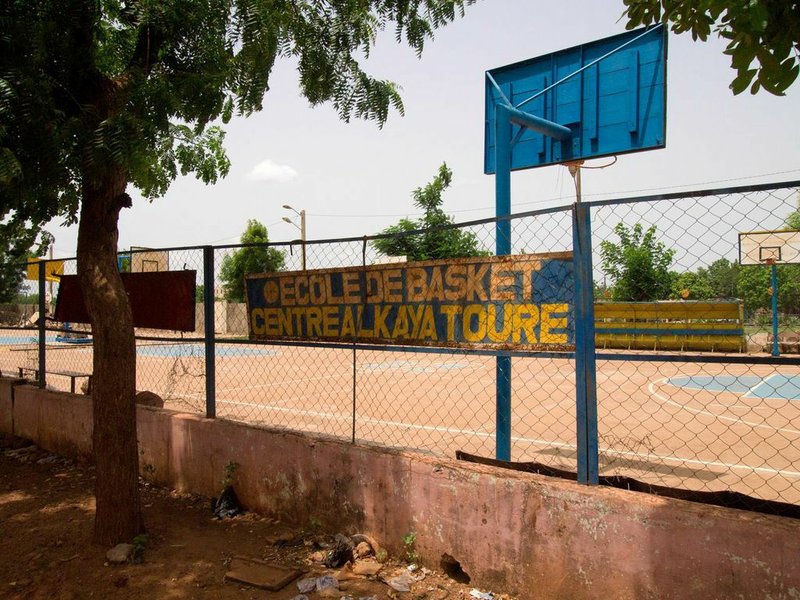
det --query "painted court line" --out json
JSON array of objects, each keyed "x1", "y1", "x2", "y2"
[
  {"x1": 216, "y1": 397, "x2": 800, "y2": 479},
  {"x1": 649, "y1": 378, "x2": 800, "y2": 437}
]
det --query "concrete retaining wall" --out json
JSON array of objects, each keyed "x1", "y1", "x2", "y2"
[{"x1": 2, "y1": 378, "x2": 799, "y2": 599}]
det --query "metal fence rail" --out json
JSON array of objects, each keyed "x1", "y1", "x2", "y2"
[{"x1": 2, "y1": 180, "x2": 800, "y2": 508}]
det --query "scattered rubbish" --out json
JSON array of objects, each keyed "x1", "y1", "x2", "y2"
[
  {"x1": 355, "y1": 541, "x2": 373, "y2": 558},
  {"x1": 211, "y1": 485, "x2": 244, "y2": 519},
  {"x1": 386, "y1": 573, "x2": 412, "y2": 592},
  {"x1": 350, "y1": 533, "x2": 380, "y2": 554},
  {"x1": 315, "y1": 574, "x2": 339, "y2": 591},
  {"x1": 297, "y1": 574, "x2": 340, "y2": 594},
  {"x1": 289, "y1": 596, "x2": 309, "y2": 600},
  {"x1": 224, "y1": 556, "x2": 303, "y2": 591},
  {"x1": 106, "y1": 543, "x2": 134, "y2": 564},
  {"x1": 352, "y1": 560, "x2": 382, "y2": 576},
  {"x1": 407, "y1": 564, "x2": 418, "y2": 572},
  {"x1": 297, "y1": 578, "x2": 317, "y2": 594},
  {"x1": 324, "y1": 533, "x2": 354, "y2": 568},
  {"x1": 469, "y1": 589, "x2": 494, "y2": 599}
]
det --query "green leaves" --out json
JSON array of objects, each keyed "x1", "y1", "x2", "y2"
[
  {"x1": 373, "y1": 162, "x2": 489, "y2": 261},
  {"x1": 624, "y1": 0, "x2": 799, "y2": 95},
  {"x1": 1, "y1": 0, "x2": 475, "y2": 232},
  {"x1": 220, "y1": 219, "x2": 285, "y2": 302},
  {"x1": 600, "y1": 222, "x2": 675, "y2": 301}
]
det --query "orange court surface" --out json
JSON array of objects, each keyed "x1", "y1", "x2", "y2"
[{"x1": 2, "y1": 334, "x2": 799, "y2": 505}]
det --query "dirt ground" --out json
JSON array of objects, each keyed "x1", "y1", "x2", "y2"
[{"x1": 0, "y1": 439, "x2": 510, "y2": 600}]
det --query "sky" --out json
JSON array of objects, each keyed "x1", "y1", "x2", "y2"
[{"x1": 45, "y1": 0, "x2": 800, "y2": 258}]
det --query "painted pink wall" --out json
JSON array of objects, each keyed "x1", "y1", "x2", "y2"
[{"x1": 2, "y1": 378, "x2": 800, "y2": 599}]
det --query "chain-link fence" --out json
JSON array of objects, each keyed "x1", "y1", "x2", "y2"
[{"x1": 2, "y1": 180, "x2": 799, "y2": 509}]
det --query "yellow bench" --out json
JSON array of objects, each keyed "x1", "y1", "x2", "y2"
[{"x1": 594, "y1": 301, "x2": 745, "y2": 353}]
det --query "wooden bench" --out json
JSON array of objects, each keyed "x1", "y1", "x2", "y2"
[
  {"x1": 18, "y1": 367, "x2": 93, "y2": 394},
  {"x1": 595, "y1": 301, "x2": 746, "y2": 353}
]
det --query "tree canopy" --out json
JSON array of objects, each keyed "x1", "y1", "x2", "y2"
[
  {"x1": 0, "y1": 0, "x2": 475, "y2": 545},
  {"x1": 373, "y1": 163, "x2": 489, "y2": 261},
  {"x1": 624, "y1": 0, "x2": 800, "y2": 95},
  {"x1": 220, "y1": 220, "x2": 285, "y2": 302},
  {"x1": 599, "y1": 222, "x2": 675, "y2": 301}
]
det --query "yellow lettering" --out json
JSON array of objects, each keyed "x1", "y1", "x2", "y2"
[
  {"x1": 277, "y1": 308, "x2": 293, "y2": 335},
  {"x1": 462, "y1": 304, "x2": 487, "y2": 342},
  {"x1": 408, "y1": 305, "x2": 426, "y2": 338},
  {"x1": 425, "y1": 268, "x2": 445, "y2": 302},
  {"x1": 465, "y1": 265, "x2": 489, "y2": 302},
  {"x1": 440, "y1": 305, "x2": 462, "y2": 341},
  {"x1": 263, "y1": 308, "x2": 280, "y2": 336},
  {"x1": 382, "y1": 269, "x2": 403, "y2": 303},
  {"x1": 306, "y1": 307, "x2": 323, "y2": 336},
  {"x1": 357, "y1": 306, "x2": 373, "y2": 337},
  {"x1": 250, "y1": 309, "x2": 265, "y2": 335},
  {"x1": 512, "y1": 303, "x2": 539, "y2": 343},
  {"x1": 490, "y1": 268, "x2": 516, "y2": 301},
  {"x1": 308, "y1": 274, "x2": 326, "y2": 305},
  {"x1": 322, "y1": 306, "x2": 339, "y2": 337},
  {"x1": 540, "y1": 303, "x2": 568, "y2": 344},
  {"x1": 418, "y1": 306, "x2": 437, "y2": 340},
  {"x1": 487, "y1": 304, "x2": 513, "y2": 342},
  {"x1": 341, "y1": 307, "x2": 356, "y2": 337},
  {"x1": 391, "y1": 305, "x2": 410, "y2": 339},
  {"x1": 518, "y1": 260, "x2": 541, "y2": 301},
  {"x1": 366, "y1": 271, "x2": 384, "y2": 304},
  {"x1": 279, "y1": 278, "x2": 295, "y2": 306},
  {"x1": 295, "y1": 275, "x2": 309, "y2": 305},
  {"x1": 407, "y1": 268, "x2": 428, "y2": 302},
  {"x1": 444, "y1": 265, "x2": 466, "y2": 301},
  {"x1": 324, "y1": 274, "x2": 343, "y2": 305},
  {"x1": 343, "y1": 272, "x2": 362, "y2": 303},
  {"x1": 373, "y1": 305, "x2": 392, "y2": 338}
]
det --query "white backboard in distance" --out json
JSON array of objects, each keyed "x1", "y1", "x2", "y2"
[{"x1": 739, "y1": 230, "x2": 800, "y2": 265}]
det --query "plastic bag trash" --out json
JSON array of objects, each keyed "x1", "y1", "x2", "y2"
[
  {"x1": 211, "y1": 485, "x2": 244, "y2": 519},
  {"x1": 296, "y1": 578, "x2": 317, "y2": 593},
  {"x1": 387, "y1": 573, "x2": 412, "y2": 592},
  {"x1": 324, "y1": 533, "x2": 355, "y2": 568},
  {"x1": 469, "y1": 589, "x2": 494, "y2": 599},
  {"x1": 315, "y1": 574, "x2": 339, "y2": 591}
]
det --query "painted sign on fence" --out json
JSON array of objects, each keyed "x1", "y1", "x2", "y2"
[{"x1": 245, "y1": 252, "x2": 574, "y2": 350}]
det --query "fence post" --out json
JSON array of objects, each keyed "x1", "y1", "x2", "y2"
[
  {"x1": 494, "y1": 103, "x2": 513, "y2": 461},
  {"x1": 203, "y1": 246, "x2": 216, "y2": 418},
  {"x1": 37, "y1": 261, "x2": 46, "y2": 388},
  {"x1": 771, "y1": 263, "x2": 780, "y2": 357},
  {"x1": 573, "y1": 203, "x2": 599, "y2": 484}
]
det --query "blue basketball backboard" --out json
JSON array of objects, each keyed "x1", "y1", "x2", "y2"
[{"x1": 484, "y1": 26, "x2": 667, "y2": 173}]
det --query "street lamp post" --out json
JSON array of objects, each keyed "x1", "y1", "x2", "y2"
[{"x1": 282, "y1": 204, "x2": 306, "y2": 270}]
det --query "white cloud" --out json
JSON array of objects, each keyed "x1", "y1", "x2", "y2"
[{"x1": 249, "y1": 159, "x2": 298, "y2": 182}]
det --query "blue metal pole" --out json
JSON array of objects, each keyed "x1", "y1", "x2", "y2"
[
  {"x1": 495, "y1": 104, "x2": 512, "y2": 461},
  {"x1": 37, "y1": 262, "x2": 46, "y2": 388},
  {"x1": 203, "y1": 246, "x2": 216, "y2": 418},
  {"x1": 573, "y1": 203, "x2": 599, "y2": 484},
  {"x1": 771, "y1": 263, "x2": 780, "y2": 357}
]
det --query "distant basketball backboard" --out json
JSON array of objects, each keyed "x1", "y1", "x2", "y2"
[
  {"x1": 484, "y1": 25, "x2": 667, "y2": 173},
  {"x1": 739, "y1": 230, "x2": 800, "y2": 265},
  {"x1": 131, "y1": 247, "x2": 169, "y2": 272}
]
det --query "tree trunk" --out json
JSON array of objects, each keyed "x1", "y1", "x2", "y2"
[{"x1": 77, "y1": 169, "x2": 142, "y2": 545}]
